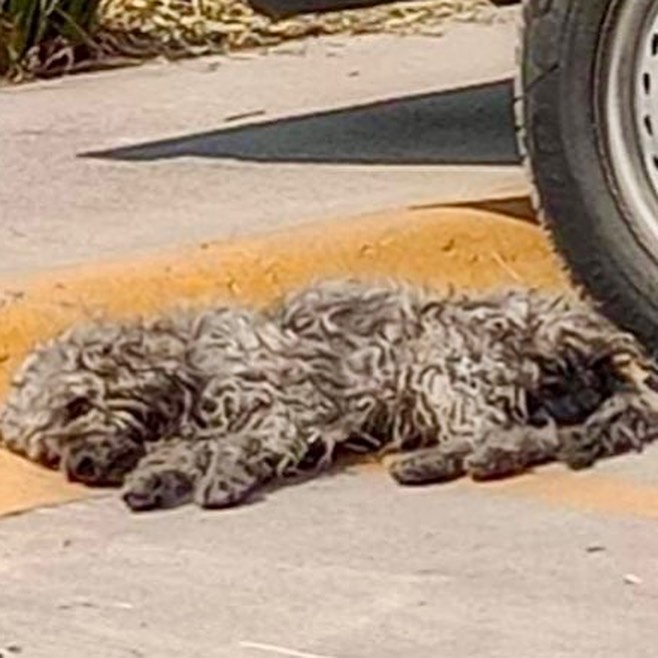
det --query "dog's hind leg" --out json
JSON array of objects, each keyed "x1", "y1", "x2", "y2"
[
  {"x1": 386, "y1": 419, "x2": 561, "y2": 486},
  {"x1": 558, "y1": 391, "x2": 658, "y2": 470},
  {"x1": 385, "y1": 436, "x2": 473, "y2": 485},
  {"x1": 464, "y1": 420, "x2": 561, "y2": 481}
]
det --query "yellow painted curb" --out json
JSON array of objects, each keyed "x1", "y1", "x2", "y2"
[{"x1": 0, "y1": 200, "x2": 570, "y2": 516}]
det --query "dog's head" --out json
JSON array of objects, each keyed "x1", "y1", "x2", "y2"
[{"x1": 0, "y1": 320, "x2": 189, "y2": 484}]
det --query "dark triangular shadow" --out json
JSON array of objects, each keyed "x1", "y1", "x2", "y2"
[{"x1": 82, "y1": 79, "x2": 520, "y2": 166}]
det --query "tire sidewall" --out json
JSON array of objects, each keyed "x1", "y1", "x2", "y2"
[{"x1": 525, "y1": 0, "x2": 658, "y2": 347}]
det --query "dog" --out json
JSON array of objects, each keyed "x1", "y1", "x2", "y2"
[{"x1": 2, "y1": 279, "x2": 656, "y2": 511}]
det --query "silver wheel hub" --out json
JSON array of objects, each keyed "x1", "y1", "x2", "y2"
[{"x1": 603, "y1": 0, "x2": 658, "y2": 252}]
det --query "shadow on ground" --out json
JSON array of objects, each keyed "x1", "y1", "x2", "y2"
[
  {"x1": 448, "y1": 195, "x2": 536, "y2": 223},
  {"x1": 83, "y1": 79, "x2": 520, "y2": 166}
]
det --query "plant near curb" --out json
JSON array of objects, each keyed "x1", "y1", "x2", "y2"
[{"x1": 0, "y1": 0, "x2": 101, "y2": 79}]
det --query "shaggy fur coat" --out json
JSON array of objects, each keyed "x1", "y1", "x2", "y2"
[{"x1": 1, "y1": 279, "x2": 657, "y2": 511}]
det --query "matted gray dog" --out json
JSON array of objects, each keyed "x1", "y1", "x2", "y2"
[{"x1": 1, "y1": 278, "x2": 657, "y2": 512}]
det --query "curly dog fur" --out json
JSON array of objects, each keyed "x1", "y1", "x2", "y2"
[{"x1": 2, "y1": 279, "x2": 658, "y2": 511}]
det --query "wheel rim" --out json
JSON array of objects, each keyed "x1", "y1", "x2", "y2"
[{"x1": 601, "y1": 0, "x2": 658, "y2": 255}]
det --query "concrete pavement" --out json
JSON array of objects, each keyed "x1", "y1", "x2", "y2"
[
  {"x1": 3, "y1": 7, "x2": 658, "y2": 657},
  {"x1": 1, "y1": 454, "x2": 658, "y2": 658},
  {"x1": 0, "y1": 8, "x2": 523, "y2": 275}
]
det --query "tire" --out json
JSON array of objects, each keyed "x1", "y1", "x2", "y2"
[{"x1": 517, "y1": 0, "x2": 658, "y2": 352}]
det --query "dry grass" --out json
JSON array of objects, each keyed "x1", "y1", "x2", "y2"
[
  {"x1": 2, "y1": 0, "x2": 495, "y2": 80},
  {"x1": 97, "y1": 0, "x2": 495, "y2": 59}
]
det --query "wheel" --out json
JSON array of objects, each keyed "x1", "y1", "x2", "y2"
[{"x1": 517, "y1": 0, "x2": 658, "y2": 352}]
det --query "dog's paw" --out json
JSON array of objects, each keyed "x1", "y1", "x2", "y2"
[
  {"x1": 465, "y1": 444, "x2": 527, "y2": 481},
  {"x1": 122, "y1": 467, "x2": 194, "y2": 512},
  {"x1": 385, "y1": 443, "x2": 469, "y2": 486},
  {"x1": 194, "y1": 463, "x2": 263, "y2": 509}
]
